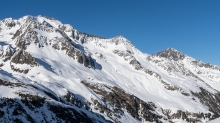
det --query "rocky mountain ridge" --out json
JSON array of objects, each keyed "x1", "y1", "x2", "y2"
[{"x1": 0, "y1": 15, "x2": 219, "y2": 123}]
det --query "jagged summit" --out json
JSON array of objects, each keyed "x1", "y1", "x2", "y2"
[
  {"x1": 112, "y1": 35, "x2": 127, "y2": 40},
  {"x1": 109, "y1": 35, "x2": 136, "y2": 49},
  {"x1": 153, "y1": 47, "x2": 185, "y2": 61},
  {"x1": 166, "y1": 47, "x2": 179, "y2": 52}
]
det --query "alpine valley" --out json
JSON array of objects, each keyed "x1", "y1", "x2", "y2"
[{"x1": 0, "y1": 15, "x2": 219, "y2": 123}]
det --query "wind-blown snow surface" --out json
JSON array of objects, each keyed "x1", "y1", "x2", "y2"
[{"x1": 0, "y1": 15, "x2": 220, "y2": 123}]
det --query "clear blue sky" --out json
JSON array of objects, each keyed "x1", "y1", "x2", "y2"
[{"x1": 0, "y1": 0, "x2": 219, "y2": 66}]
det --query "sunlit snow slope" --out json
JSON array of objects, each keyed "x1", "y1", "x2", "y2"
[{"x1": 0, "y1": 15, "x2": 219, "y2": 123}]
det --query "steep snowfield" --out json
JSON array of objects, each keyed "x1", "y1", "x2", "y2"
[
  {"x1": 208, "y1": 117, "x2": 220, "y2": 123},
  {"x1": 0, "y1": 15, "x2": 219, "y2": 123}
]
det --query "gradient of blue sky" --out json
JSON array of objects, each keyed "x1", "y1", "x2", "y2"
[{"x1": 0, "y1": 0, "x2": 219, "y2": 66}]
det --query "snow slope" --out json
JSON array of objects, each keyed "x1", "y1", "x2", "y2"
[{"x1": 0, "y1": 15, "x2": 219, "y2": 123}]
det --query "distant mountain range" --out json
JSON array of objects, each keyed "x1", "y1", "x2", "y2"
[{"x1": 0, "y1": 15, "x2": 219, "y2": 123}]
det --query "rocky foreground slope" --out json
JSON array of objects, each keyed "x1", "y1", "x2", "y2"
[{"x1": 0, "y1": 15, "x2": 219, "y2": 123}]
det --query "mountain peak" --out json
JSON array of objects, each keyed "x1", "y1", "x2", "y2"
[
  {"x1": 111, "y1": 35, "x2": 132, "y2": 44},
  {"x1": 166, "y1": 47, "x2": 179, "y2": 52},
  {"x1": 153, "y1": 47, "x2": 185, "y2": 61},
  {"x1": 113, "y1": 35, "x2": 127, "y2": 40}
]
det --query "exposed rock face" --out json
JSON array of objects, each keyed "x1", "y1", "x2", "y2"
[
  {"x1": 192, "y1": 88, "x2": 220, "y2": 118},
  {"x1": 10, "y1": 49, "x2": 37, "y2": 73},
  {"x1": 0, "y1": 79, "x2": 111, "y2": 123},
  {"x1": 162, "y1": 109, "x2": 212, "y2": 123},
  {"x1": 113, "y1": 50, "x2": 142, "y2": 70},
  {"x1": 0, "y1": 97, "x2": 108, "y2": 123},
  {"x1": 81, "y1": 81, "x2": 163, "y2": 123},
  {"x1": 11, "y1": 49, "x2": 38, "y2": 66},
  {"x1": 48, "y1": 104, "x2": 95, "y2": 123},
  {"x1": 0, "y1": 18, "x2": 16, "y2": 28},
  {"x1": 191, "y1": 60, "x2": 220, "y2": 71},
  {"x1": 81, "y1": 80, "x2": 212, "y2": 122},
  {"x1": 109, "y1": 36, "x2": 134, "y2": 47},
  {"x1": 50, "y1": 37, "x2": 95, "y2": 68},
  {"x1": 113, "y1": 49, "x2": 190, "y2": 96},
  {"x1": 0, "y1": 45, "x2": 15, "y2": 62},
  {"x1": 149, "y1": 48, "x2": 215, "y2": 83},
  {"x1": 10, "y1": 64, "x2": 29, "y2": 74},
  {"x1": 67, "y1": 27, "x2": 105, "y2": 44},
  {"x1": 62, "y1": 91, "x2": 91, "y2": 110},
  {"x1": 153, "y1": 48, "x2": 185, "y2": 61},
  {"x1": 12, "y1": 19, "x2": 96, "y2": 69},
  {"x1": 96, "y1": 52, "x2": 107, "y2": 61},
  {"x1": 11, "y1": 30, "x2": 21, "y2": 40}
]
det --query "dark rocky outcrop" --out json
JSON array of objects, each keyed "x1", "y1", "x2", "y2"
[
  {"x1": 162, "y1": 109, "x2": 211, "y2": 123},
  {"x1": 17, "y1": 93, "x2": 46, "y2": 108},
  {"x1": 12, "y1": 30, "x2": 21, "y2": 39},
  {"x1": 192, "y1": 87, "x2": 220, "y2": 119},
  {"x1": 160, "y1": 80, "x2": 190, "y2": 96},
  {"x1": 51, "y1": 37, "x2": 95, "y2": 68},
  {"x1": 109, "y1": 36, "x2": 134, "y2": 48},
  {"x1": 0, "y1": 18, "x2": 16, "y2": 28},
  {"x1": 11, "y1": 50, "x2": 38, "y2": 66},
  {"x1": 0, "y1": 79, "x2": 23, "y2": 87},
  {"x1": 0, "y1": 97, "x2": 110, "y2": 123},
  {"x1": 0, "y1": 98, "x2": 36, "y2": 123},
  {"x1": 13, "y1": 20, "x2": 96, "y2": 69},
  {"x1": 96, "y1": 52, "x2": 107, "y2": 61},
  {"x1": 0, "y1": 45, "x2": 15, "y2": 62},
  {"x1": 49, "y1": 105, "x2": 95, "y2": 123},
  {"x1": 153, "y1": 48, "x2": 185, "y2": 61},
  {"x1": 0, "y1": 78, "x2": 111, "y2": 123},
  {"x1": 62, "y1": 91, "x2": 90, "y2": 110},
  {"x1": 191, "y1": 60, "x2": 220, "y2": 71},
  {"x1": 69, "y1": 28, "x2": 104, "y2": 44},
  {"x1": 113, "y1": 50, "x2": 142, "y2": 70},
  {"x1": 81, "y1": 81, "x2": 163, "y2": 123},
  {"x1": 10, "y1": 64, "x2": 29, "y2": 74},
  {"x1": 150, "y1": 53, "x2": 208, "y2": 83},
  {"x1": 113, "y1": 50, "x2": 190, "y2": 96}
]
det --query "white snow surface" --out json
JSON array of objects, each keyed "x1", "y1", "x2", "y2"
[
  {"x1": 0, "y1": 15, "x2": 220, "y2": 123},
  {"x1": 208, "y1": 117, "x2": 220, "y2": 123}
]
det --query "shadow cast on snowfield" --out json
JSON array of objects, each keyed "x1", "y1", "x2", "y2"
[
  {"x1": 35, "y1": 58, "x2": 56, "y2": 74},
  {"x1": 0, "y1": 42, "x2": 8, "y2": 46}
]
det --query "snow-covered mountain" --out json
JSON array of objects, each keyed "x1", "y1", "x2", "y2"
[{"x1": 0, "y1": 15, "x2": 219, "y2": 123}]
